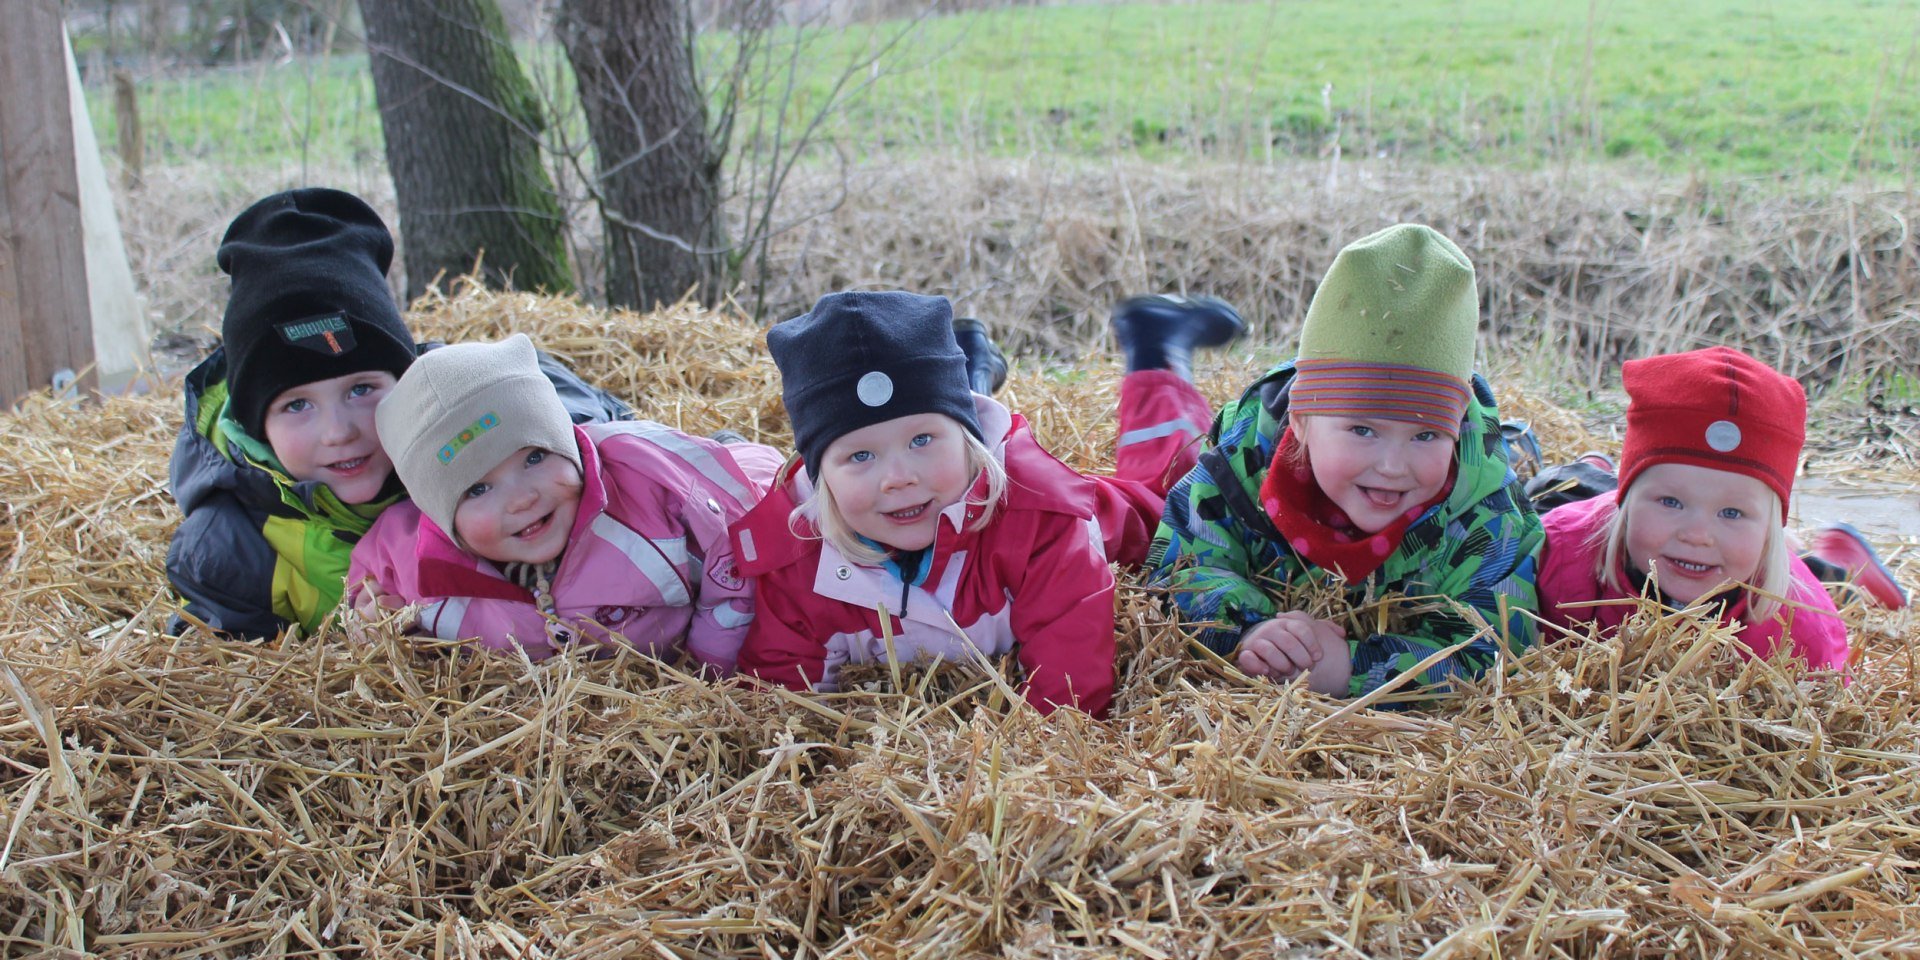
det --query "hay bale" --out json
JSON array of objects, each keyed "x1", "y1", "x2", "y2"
[{"x1": 3, "y1": 287, "x2": 1916, "y2": 957}]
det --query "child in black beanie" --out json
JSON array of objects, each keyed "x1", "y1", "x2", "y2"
[
  {"x1": 732, "y1": 290, "x2": 1239, "y2": 718},
  {"x1": 166, "y1": 188, "x2": 625, "y2": 639}
]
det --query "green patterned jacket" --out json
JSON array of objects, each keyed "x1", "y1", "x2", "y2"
[{"x1": 1146, "y1": 360, "x2": 1543, "y2": 699}]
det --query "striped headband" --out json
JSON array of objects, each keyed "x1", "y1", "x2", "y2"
[{"x1": 1290, "y1": 359, "x2": 1470, "y2": 434}]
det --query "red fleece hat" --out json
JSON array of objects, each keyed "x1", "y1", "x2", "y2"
[{"x1": 1618, "y1": 346, "x2": 1806, "y2": 511}]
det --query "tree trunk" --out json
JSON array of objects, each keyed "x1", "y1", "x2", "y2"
[
  {"x1": 558, "y1": 0, "x2": 725, "y2": 310},
  {"x1": 358, "y1": 0, "x2": 572, "y2": 300}
]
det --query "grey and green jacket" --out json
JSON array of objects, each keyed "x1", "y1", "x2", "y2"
[
  {"x1": 166, "y1": 345, "x2": 632, "y2": 638},
  {"x1": 1146, "y1": 360, "x2": 1542, "y2": 699}
]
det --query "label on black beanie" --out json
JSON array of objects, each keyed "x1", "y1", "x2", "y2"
[{"x1": 276, "y1": 313, "x2": 357, "y2": 356}]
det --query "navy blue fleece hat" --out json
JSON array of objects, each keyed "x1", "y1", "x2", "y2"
[
  {"x1": 768, "y1": 291, "x2": 983, "y2": 477},
  {"x1": 217, "y1": 188, "x2": 417, "y2": 438}
]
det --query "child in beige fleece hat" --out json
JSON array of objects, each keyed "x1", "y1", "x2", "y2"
[{"x1": 348, "y1": 334, "x2": 782, "y2": 673}]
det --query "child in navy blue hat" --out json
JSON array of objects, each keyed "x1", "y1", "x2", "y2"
[{"x1": 731, "y1": 290, "x2": 1239, "y2": 718}]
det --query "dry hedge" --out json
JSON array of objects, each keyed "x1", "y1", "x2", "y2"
[
  {"x1": 3, "y1": 288, "x2": 1918, "y2": 958},
  {"x1": 124, "y1": 157, "x2": 1920, "y2": 394},
  {"x1": 753, "y1": 159, "x2": 1920, "y2": 394}
]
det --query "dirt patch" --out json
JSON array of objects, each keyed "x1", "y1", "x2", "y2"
[{"x1": 1794, "y1": 475, "x2": 1920, "y2": 542}]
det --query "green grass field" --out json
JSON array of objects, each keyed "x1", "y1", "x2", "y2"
[
  {"x1": 855, "y1": 0, "x2": 1920, "y2": 174},
  {"x1": 88, "y1": 0, "x2": 1920, "y2": 177}
]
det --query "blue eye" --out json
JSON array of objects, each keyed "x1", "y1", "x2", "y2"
[
  {"x1": 1719, "y1": 507, "x2": 1745, "y2": 520},
  {"x1": 281, "y1": 398, "x2": 312, "y2": 414},
  {"x1": 1348, "y1": 425, "x2": 1375, "y2": 438},
  {"x1": 526, "y1": 450, "x2": 546, "y2": 466},
  {"x1": 850, "y1": 450, "x2": 873, "y2": 463},
  {"x1": 349, "y1": 383, "x2": 376, "y2": 398},
  {"x1": 1413, "y1": 430, "x2": 1439, "y2": 442},
  {"x1": 464, "y1": 483, "x2": 490, "y2": 500},
  {"x1": 910, "y1": 433, "x2": 933, "y2": 448},
  {"x1": 1657, "y1": 496, "x2": 1682, "y2": 509}
]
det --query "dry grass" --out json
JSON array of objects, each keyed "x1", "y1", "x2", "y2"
[
  {"x1": 4, "y1": 288, "x2": 1918, "y2": 957},
  {"x1": 753, "y1": 158, "x2": 1920, "y2": 393},
  {"x1": 118, "y1": 156, "x2": 1920, "y2": 395}
]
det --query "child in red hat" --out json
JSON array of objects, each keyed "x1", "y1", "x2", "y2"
[{"x1": 1536, "y1": 346, "x2": 1848, "y2": 668}]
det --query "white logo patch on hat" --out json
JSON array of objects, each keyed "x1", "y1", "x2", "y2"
[
  {"x1": 856, "y1": 371, "x2": 894, "y2": 407},
  {"x1": 1705, "y1": 420, "x2": 1742, "y2": 452}
]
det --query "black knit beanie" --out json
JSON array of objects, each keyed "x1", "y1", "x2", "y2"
[
  {"x1": 769, "y1": 291, "x2": 984, "y2": 478},
  {"x1": 217, "y1": 188, "x2": 418, "y2": 438}
]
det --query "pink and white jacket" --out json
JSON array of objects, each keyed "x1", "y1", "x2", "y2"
[
  {"x1": 732, "y1": 376, "x2": 1210, "y2": 719},
  {"x1": 349, "y1": 421, "x2": 782, "y2": 674},
  {"x1": 1537, "y1": 496, "x2": 1849, "y2": 669}
]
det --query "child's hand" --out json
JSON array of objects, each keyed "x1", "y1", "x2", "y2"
[
  {"x1": 350, "y1": 578, "x2": 405, "y2": 623},
  {"x1": 1302, "y1": 632, "x2": 1353, "y2": 697},
  {"x1": 1239, "y1": 613, "x2": 1349, "y2": 693}
]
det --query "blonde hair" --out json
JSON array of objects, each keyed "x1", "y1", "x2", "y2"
[
  {"x1": 1281, "y1": 415, "x2": 1312, "y2": 469},
  {"x1": 789, "y1": 429, "x2": 1008, "y2": 566},
  {"x1": 1594, "y1": 487, "x2": 1792, "y2": 623}
]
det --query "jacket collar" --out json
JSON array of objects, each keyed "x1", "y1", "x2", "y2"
[
  {"x1": 731, "y1": 459, "x2": 816, "y2": 577},
  {"x1": 975, "y1": 392, "x2": 1098, "y2": 519}
]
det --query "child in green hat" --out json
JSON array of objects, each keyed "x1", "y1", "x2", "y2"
[{"x1": 1148, "y1": 224, "x2": 1543, "y2": 700}]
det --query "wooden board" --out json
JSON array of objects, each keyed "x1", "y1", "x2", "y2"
[{"x1": 0, "y1": 0, "x2": 94, "y2": 406}]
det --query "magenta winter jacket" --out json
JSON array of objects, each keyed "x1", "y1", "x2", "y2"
[
  {"x1": 349, "y1": 422, "x2": 781, "y2": 674},
  {"x1": 1537, "y1": 496, "x2": 1849, "y2": 670}
]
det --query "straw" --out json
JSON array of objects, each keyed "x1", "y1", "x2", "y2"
[{"x1": 2, "y1": 285, "x2": 1915, "y2": 957}]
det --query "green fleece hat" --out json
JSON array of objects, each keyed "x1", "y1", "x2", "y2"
[{"x1": 1291, "y1": 223, "x2": 1480, "y2": 434}]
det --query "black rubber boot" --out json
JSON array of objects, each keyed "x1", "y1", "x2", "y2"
[
  {"x1": 1110, "y1": 295, "x2": 1245, "y2": 381},
  {"x1": 1523, "y1": 460, "x2": 1618, "y2": 515},
  {"x1": 1499, "y1": 420, "x2": 1544, "y2": 479},
  {"x1": 951, "y1": 317, "x2": 1007, "y2": 395}
]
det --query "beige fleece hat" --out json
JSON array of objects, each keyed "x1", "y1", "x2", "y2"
[{"x1": 376, "y1": 334, "x2": 578, "y2": 540}]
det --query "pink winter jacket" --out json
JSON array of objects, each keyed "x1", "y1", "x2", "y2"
[
  {"x1": 732, "y1": 395, "x2": 1161, "y2": 718},
  {"x1": 349, "y1": 421, "x2": 781, "y2": 674},
  {"x1": 1537, "y1": 496, "x2": 1849, "y2": 669}
]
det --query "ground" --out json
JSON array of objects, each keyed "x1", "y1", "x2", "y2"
[{"x1": 1, "y1": 288, "x2": 1915, "y2": 957}]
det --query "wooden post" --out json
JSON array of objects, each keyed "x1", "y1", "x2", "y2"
[
  {"x1": 113, "y1": 71, "x2": 143, "y2": 190},
  {"x1": 0, "y1": 0, "x2": 95, "y2": 407}
]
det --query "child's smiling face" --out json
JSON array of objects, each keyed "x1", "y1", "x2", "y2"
[
  {"x1": 1292, "y1": 414, "x2": 1453, "y2": 534},
  {"x1": 262, "y1": 371, "x2": 398, "y2": 504},
  {"x1": 1620, "y1": 462, "x2": 1774, "y2": 606},
  {"x1": 452, "y1": 447, "x2": 583, "y2": 565},
  {"x1": 817, "y1": 413, "x2": 974, "y2": 553}
]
